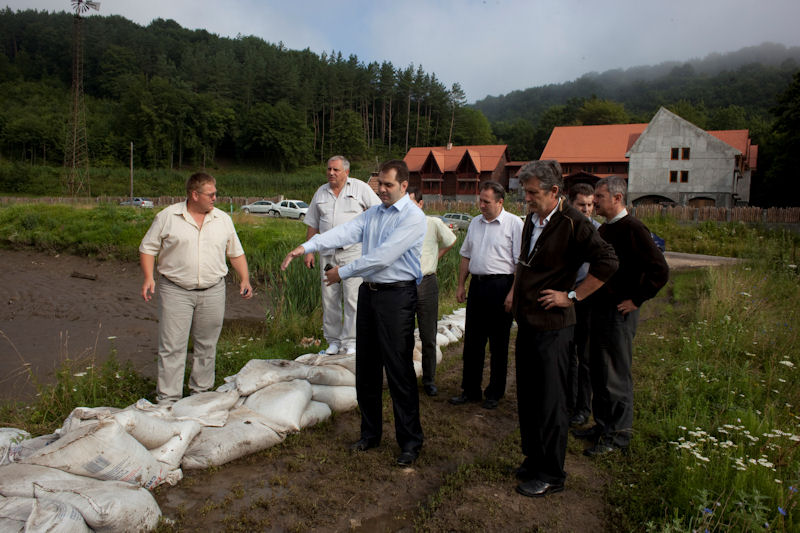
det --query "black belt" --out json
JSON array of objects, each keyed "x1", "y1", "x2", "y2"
[
  {"x1": 472, "y1": 273, "x2": 513, "y2": 282},
  {"x1": 422, "y1": 273, "x2": 436, "y2": 279},
  {"x1": 364, "y1": 280, "x2": 416, "y2": 291}
]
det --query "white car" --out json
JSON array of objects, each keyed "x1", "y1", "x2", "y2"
[
  {"x1": 241, "y1": 200, "x2": 275, "y2": 215},
  {"x1": 271, "y1": 200, "x2": 309, "y2": 220},
  {"x1": 120, "y1": 197, "x2": 154, "y2": 208}
]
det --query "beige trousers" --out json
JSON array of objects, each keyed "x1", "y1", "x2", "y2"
[{"x1": 156, "y1": 276, "x2": 225, "y2": 401}]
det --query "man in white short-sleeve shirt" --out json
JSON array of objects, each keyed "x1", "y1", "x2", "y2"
[
  {"x1": 304, "y1": 155, "x2": 380, "y2": 355},
  {"x1": 449, "y1": 181, "x2": 522, "y2": 410},
  {"x1": 139, "y1": 172, "x2": 252, "y2": 402}
]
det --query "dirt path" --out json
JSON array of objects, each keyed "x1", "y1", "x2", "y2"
[
  {"x1": 153, "y1": 341, "x2": 609, "y2": 532},
  {"x1": 0, "y1": 249, "x2": 268, "y2": 401}
]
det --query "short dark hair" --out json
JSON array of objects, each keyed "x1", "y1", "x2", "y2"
[
  {"x1": 186, "y1": 172, "x2": 215, "y2": 195},
  {"x1": 518, "y1": 160, "x2": 563, "y2": 194},
  {"x1": 479, "y1": 180, "x2": 505, "y2": 201},
  {"x1": 407, "y1": 185, "x2": 422, "y2": 202},
  {"x1": 595, "y1": 176, "x2": 627, "y2": 204},
  {"x1": 379, "y1": 159, "x2": 410, "y2": 183},
  {"x1": 569, "y1": 182, "x2": 595, "y2": 202}
]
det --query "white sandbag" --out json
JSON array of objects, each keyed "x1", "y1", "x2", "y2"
[
  {"x1": 227, "y1": 359, "x2": 310, "y2": 395},
  {"x1": 305, "y1": 364, "x2": 355, "y2": 386},
  {"x1": 0, "y1": 463, "x2": 163, "y2": 532},
  {"x1": 318, "y1": 353, "x2": 356, "y2": 375},
  {"x1": 299, "y1": 401, "x2": 332, "y2": 429},
  {"x1": 413, "y1": 360, "x2": 423, "y2": 378},
  {"x1": 435, "y1": 332, "x2": 450, "y2": 346},
  {"x1": 148, "y1": 419, "x2": 202, "y2": 469},
  {"x1": 438, "y1": 325, "x2": 459, "y2": 344},
  {"x1": 112, "y1": 409, "x2": 187, "y2": 449},
  {"x1": 171, "y1": 389, "x2": 240, "y2": 419},
  {"x1": 0, "y1": 464, "x2": 81, "y2": 497},
  {"x1": 311, "y1": 384, "x2": 358, "y2": 412},
  {"x1": 33, "y1": 480, "x2": 161, "y2": 533},
  {"x1": 436, "y1": 344, "x2": 443, "y2": 364},
  {"x1": 6, "y1": 434, "x2": 59, "y2": 464},
  {"x1": 293, "y1": 353, "x2": 321, "y2": 364},
  {"x1": 20, "y1": 418, "x2": 176, "y2": 490},
  {"x1": 182, "y1": 407, "x2": 284, "y2": 470},
  {"x1": 244, "y1": 380, "x2": 312, "y2": 433},
  {"x1": 412, "y1": 346, "x2": 422, "y2": 362},
  {"x1": 0, "y1": 428, "x2": 30, "y2": 465},
  {"x1": 0, "y1": 496, "x2": 91, "y2": 533}
]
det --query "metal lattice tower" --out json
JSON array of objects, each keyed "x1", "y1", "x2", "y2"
[{"x1": 63, "y1": 0, "x2": 99, "y2": 197}]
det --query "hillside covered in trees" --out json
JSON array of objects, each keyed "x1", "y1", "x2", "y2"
[{"x1": 0, "y1": 8, "x2": 493, "y2": 171}]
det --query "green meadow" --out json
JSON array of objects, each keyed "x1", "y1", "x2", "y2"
[{"x1": 1, "y1": 201, "x2": 799, "y2": 530}]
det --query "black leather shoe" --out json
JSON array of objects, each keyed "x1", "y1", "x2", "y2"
[
  {"x1": 448, "y1": 394, "x2": 480, "y2": 405},
  {"x1": 396, "y1": 450, "x2": 419, "y2": 466},
  {"x1": 349, "y1": 438, "x2": 378, "y2": 452},
  {"x1": 569, "y1": 413, "x2": 589, "y2": 427},
  {"x1": 423, "y1": 384, "x2": 438, "y2": 397},
  {"x1": 516, "y1": 479, "x2": 565, "y2": 497},
  {"x1": 481, "y1": 398, "x2": 499, "y2": 410},
  {"x1": 571, "y1": 425, "x2": 601, "y2": 440},
  {"x1": 583, "y1": 442, "x2": 623, "y2": 457}
]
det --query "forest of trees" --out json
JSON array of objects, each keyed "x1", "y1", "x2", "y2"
[
  {"x1": 2, "y1": 9, "x2": 799, "y2": 205},
  {"x1": 0, "y1": 9, "x2": 493, "y2": 171}
]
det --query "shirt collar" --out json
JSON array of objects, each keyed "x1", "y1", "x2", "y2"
[
  {"x1": 607, "y1": 208, "x2": 628, "y2": 224},
  {"x1": 536, "y1": 201, "x2": 560, "y2": 226},
  {"x1": 481, "y1": 207, "x2": 506, "y2": 224},
  {"x1": 382, "y1": 192, "x2": 411, "y2": 213}
]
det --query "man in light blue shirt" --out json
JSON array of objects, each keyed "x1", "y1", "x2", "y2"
[{"x1": 281, "y1": 159, "x2": 427, "y2": 466}]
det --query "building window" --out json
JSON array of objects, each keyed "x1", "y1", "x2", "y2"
[
  {"x1": 669, "y1": 171, "x2": 678, "y2": 183},
  {"x1": 682, "y1": 147, "x2": 690, "y2": 160},
  {"x1": 680, "y1": 171, "x2": 689, "y2": 183},
  {"x1": 671, "y1": 148, "x2": 679, "y2": 160},
  {"x1": 607, "y1": 166, "x2": 614, "y2": 173}
]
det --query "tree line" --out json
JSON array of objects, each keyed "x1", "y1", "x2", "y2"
[{"x1": 0, "y1": 9, "x2": 493, "y2": 171}]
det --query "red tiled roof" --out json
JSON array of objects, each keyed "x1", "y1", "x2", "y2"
[
  {"x1": 708, "y1": 130, "x2": 750, "y2": 154},
  {"x1": 404, "y1": 145, "x2": 508, "y2": 173},
  {"x1": 540, "y1": 124, "x2": 647, "y2": 163}
]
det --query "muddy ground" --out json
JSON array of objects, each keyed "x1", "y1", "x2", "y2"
[{"x1": 0, "y1": 248, "x2": 734, "y2": 531}]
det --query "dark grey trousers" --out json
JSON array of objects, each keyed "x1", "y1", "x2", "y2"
[
  {"x1": 590, "y1": 303, "x2": 639, "y2": 448},
  {"x1": 416, "y1": 274, "x2": 439, "y2": 386}
]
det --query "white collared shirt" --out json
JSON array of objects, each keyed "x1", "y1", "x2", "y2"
[
  {"x1": 305, "y1": 177, "x2": 381, "y2": 253},
  {"x1": 460, "y1": 208, "x2": 523, "y2": 275},
  {"x1": 139, "y1": 202, "x2": 245, "y2": 290},
  {"x1": 528, "y1": 201, "x2": 560, "y2": 255}
]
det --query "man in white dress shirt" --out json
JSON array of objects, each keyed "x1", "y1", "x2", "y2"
[
  {"x1": 449, "y1": 181, "x2": 523, "y2": 410},
  {"x1": 304, "y1": 155, "x2": 380, "y2": 355}
]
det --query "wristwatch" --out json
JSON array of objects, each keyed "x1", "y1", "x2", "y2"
[{"x1": 567, "y1": 290, "x2": 579, "y2": 305}]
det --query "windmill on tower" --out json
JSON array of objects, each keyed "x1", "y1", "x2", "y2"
[{"x1": 63, "y1": 0, "x2": 99, "y2": 197}]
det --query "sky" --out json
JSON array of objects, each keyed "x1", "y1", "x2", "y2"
[{"x1": 5, "y1": 0, "x2": 800, "y2": 102}]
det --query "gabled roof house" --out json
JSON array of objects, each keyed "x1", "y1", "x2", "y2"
[{"x1": 404, "y1": 145, "x2": 510, "y2": 200}]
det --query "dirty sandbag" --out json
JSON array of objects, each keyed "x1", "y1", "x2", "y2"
[
  {"x1": 6, "y1": 433, "x2": 59, "y2": 464},
  {"x1": 413, "y1": 360, "x2": 423, "y2": 378},
  {"x1": 133, "y1": 398, "x2": 228, "y2": 428},
  {"x1": 243, "y1": 380, "x2": 312, "y2": 433},
  {"x1": 149, "y1": 419, "x2": 202, "y2": 470},
  {"x1": 33, "y1": 479, "x2": 161, "y2": 533},
  {"x1": 305, "y1": 364, "x2": 355, "y2": 386},
  {"x1": 182, "y1": 406, "x2": 284, "y2": 470},
  {"x1": 20, "y1": 418, "x2": 177, "y2": 490},
  {"x1": 58, "y1": 407, "x2": 120, "y2": 436},
  {"x1": 0, "y1": 464, "x2": 162, "y2": 532},
  {"x1": 299, "y1": 400, "x2": 332, "y2": 429},
  {"x1": 435, "y1": 332, "x2": 450, "y2": 346},
  {"x1": 438, "y1": 325, "x2": 459, "y2": 344},
  {"x1": 1, "y1": 428, "x2": 30, "y2": 465},
  {"x1": 310, "y1": 384, "x2": 358, "y2": 412},
  {"x1": 226, "y1": 359, "x2": 310, "y2": 395},
  {"x1": 171, "y1": 389, "x2": 240, "y2": 419},
  {"x1": 317, "y1": 353, "x2": 356, "y2": 375},
  {"x1": 0, "y1": 496, "x2": 90, "y2": 533},
  {"x1": 112, "y1": 409, "x2": 187, "y2": 449}
]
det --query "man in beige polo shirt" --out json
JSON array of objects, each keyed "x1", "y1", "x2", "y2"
[{"x1": 139, "y1": 172, "x2": 253, "y2": 402}]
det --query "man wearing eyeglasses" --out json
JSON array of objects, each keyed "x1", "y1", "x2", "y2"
[
  {"x1": 511, "y1": 161, "x2": 617, "y2": 498},
  {"x1": 139, "y1": 172, "x2": 253, "y2": 403}
]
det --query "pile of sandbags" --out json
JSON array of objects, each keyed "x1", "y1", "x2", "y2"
[{"x1": 0, "y1": 308, "x2": 466, "y2": 531}]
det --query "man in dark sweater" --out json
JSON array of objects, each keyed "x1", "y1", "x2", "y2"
[
  {"x1": 576, "y1": 176, "x2": 669, "y2": 457},
  {"x1": 511, "y1": 161, "x2": 618, "y2": 497}
]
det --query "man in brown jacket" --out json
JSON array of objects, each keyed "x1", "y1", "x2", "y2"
[{"x1": 511, "y1": 161, "x2": 618, "y2": 497}]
